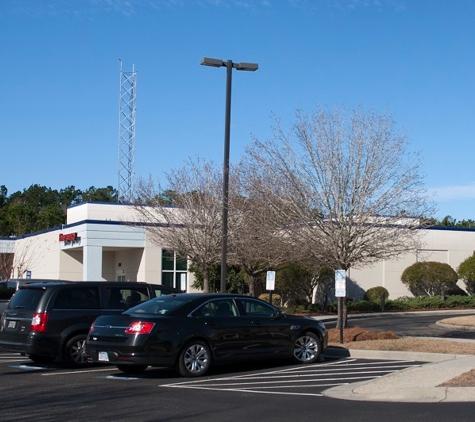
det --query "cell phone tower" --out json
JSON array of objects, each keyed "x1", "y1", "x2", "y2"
[{"x1": 118, "y1": 60, "x2": 137, "y2": 203}]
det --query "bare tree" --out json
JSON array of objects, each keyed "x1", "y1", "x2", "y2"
[
  {"x1": 245, "y1": 106, "x2": 434, "y2": 324},
  {"x1": 132, "y1": 158, "x2": 223, "y2": 293},
  {"x1": 8, "y1": 238, "x2": 49, "y2": 279},
  {"x1": 227, "y1": 162, "x2": 298, "y2": 296},
  {"x1": 0, "y1": 252, "x2": 14, "y2": 281}
]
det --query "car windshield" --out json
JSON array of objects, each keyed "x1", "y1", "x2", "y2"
[{"x1": 125, "y1": 295, "x2": 191, "y2": 315}]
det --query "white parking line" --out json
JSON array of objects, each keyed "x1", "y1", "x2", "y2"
[
  {"x1": 0, "y1": 354, "x2": 28, "y2": 363},
  {"x1": 168, "y1": 385, "x2": 324, "y2": 397},
  {"x1": 327, "y1": 359, "x2": 416, "y2": 366},
  {"x1": 163, "y1": 375, "x2": 380, "y2": 389},
  {"x1": 41, "y1": 368, "x2": 116, "y2": 376},
  {"x1": 160, "y1": 358, "x2": 418, "y2": 397},
  {"x1": 10, "y1": 364, "x2": 45, "y2": 370},
  {"x1": 95, "y1": 375, "x2": 140, "y2": 381}
]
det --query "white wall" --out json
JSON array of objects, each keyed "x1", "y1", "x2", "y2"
[
  {"x1": 11, "y1": 203, "x2": 475, "y2": 298},
  {"x1": 350, "y1": 228, "x2": 475, "y2": 299}
]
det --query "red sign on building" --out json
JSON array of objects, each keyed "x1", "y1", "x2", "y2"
[{"x1": 59, "y1": 233, "x2": 78, "y2": 242}]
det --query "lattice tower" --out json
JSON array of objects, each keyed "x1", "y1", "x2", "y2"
[{"x1": 118, "y1": 61, "x2": 137, "y2": 203}]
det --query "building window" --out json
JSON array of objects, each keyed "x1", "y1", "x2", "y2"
[{"x1": 162, "y1": 249, "x2": 187, "y2": 290}]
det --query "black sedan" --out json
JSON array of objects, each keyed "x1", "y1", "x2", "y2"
[{"x1": 86, "y1": 293, "x2": 328, "y2": 377}]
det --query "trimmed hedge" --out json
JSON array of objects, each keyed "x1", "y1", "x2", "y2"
[
  {"x1": 281, "y1": 295, "x2": 475, "y2": 315},
  {"x1": 364, "y1": 286, "x2": 389, "y2": 302}
]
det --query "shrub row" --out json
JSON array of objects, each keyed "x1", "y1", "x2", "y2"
[{"x1": 282, "y1": 295, "x2": 475, "y2": 314}]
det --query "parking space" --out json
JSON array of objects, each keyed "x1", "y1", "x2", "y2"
[
  {"x1": 159, "y1": 358, "x2": 423, "y2": 397},
  {"x1": 0, "y1": 352, "x2": 423, "y2": 398},
  {"x1": 0, "y1": 352, "x2": 31, "y2": 364}
]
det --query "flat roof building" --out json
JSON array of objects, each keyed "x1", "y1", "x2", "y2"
[{"x1": 3, "y1": 202, "x2": 474, "y2": 300}]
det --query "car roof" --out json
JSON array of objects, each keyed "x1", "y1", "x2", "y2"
[
  {"x1": 164, "y1": 293, "x2": 257, "y2": 300},
  {"x1": 16, "y1": 280, "x2": 164, "y2": 289}
]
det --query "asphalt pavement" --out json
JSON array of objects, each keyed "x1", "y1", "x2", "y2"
[{"x1": 320, "y1": 313, "x2": 475, "y2": 403}]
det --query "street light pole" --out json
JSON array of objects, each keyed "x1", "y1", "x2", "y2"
[
  {"x1": 201, "y1": 57, "x2": 258, "y2": 293},
  {"x1": 221, "y1": 60, "x2": 232, "y2": 295}
]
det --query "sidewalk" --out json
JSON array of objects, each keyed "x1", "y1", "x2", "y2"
[{"x1": 321, "y1": 313, "x2": 475, "y2": 403}]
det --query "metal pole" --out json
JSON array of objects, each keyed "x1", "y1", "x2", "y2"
[
  {"x1": 220, "y1": 60, "x2": 233, "y2": 293},
  {"x1": 338, "y1": 297, "x2": 344, "y2": 344}
]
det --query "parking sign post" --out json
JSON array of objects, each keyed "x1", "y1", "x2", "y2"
[
  {"x1": 335, "y1": 270, "x2": 346, "y2": 344},
  {"x1": 266, "y1": 271, "x2": 276, "y2": 304}
]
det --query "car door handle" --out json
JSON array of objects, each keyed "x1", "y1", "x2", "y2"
[{"x1": 251, "y1": 320, "x2": 261, "y2": 325}]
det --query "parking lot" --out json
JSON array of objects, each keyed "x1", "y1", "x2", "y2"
[{"x1": 1, "y1": 351, "x2": 422, "y2": 397}]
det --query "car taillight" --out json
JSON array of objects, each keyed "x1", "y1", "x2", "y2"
[
  {"x1": 31, "y1": 312, "x2": 48, "y2": 332},
  {"x1": 89, "y1": 321, "x2": 96, "y2": 333},
  {"x1": 125, "y1": 321, "x2": 155, "y2": 334}
]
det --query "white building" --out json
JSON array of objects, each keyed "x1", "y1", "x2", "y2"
[
  {"x1": 2, "y1": 202, "x2": 197, "y2": 292},
  {"x1": 2, "y1": 202, "x2": 474, "y2": 299}
]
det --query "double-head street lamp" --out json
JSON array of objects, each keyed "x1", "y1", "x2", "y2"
[{"x1": 201, "y1": 57, "x2": 258, "y2": 293}]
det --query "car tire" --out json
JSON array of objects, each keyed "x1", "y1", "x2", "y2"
[
  {"x1": 116, "y1": 364, "x2": 148, "y2": 375},
  {"x1": 64, "y1": 334, "x2": 89, "y2": 367},
  {"x1": 29, "y1": 354, "x2": 56, "y2": 364},
  {"x1": 177, "y1": 340, "x2": 212, "y2": 377},
  {"x1": 292, "y1": 332, "x2": 321, "y2": 364}
]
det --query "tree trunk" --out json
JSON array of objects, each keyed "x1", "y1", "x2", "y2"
[
  {"x1": 203, "y1": 269, "x2": 210, "y2": 293},
  {"x1": 336, "y1": 297, "x2": 348, "y2": 329},
  {"x1": 343, "y1": 297, "x2": 348, "y2": 328},
  {"x1": 248, "y1": 274, "x2": 256, "y2": 297}
]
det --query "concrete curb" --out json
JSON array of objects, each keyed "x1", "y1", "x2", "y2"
[
  {"x1": 436, "y1": 321, "x2": 475, "y2": 331},
  {"x1": 322, "y1": 347, "x2": 475, "y2": 403},
  {"x1": 314, "y1": 308, "x2": 475, "y2": 323},
  {"x1": 317, "y1": 310, "x2": 475, "y2": 402},
  {"x1": 324, "y1": 347, "x2": 465, "y2": 362}
]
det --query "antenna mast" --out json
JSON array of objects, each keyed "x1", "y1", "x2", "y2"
[{"x1": 118, "y1": 60, "x2": 137, "y2": 203}]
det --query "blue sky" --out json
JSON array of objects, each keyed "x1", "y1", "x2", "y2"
[{"x1": 1, "y1": 0, "x2": 474, "y2": 221}]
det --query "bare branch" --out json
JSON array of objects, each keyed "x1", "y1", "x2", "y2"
[
  {"x1": 245, "y1": 106, "x2": 435, "y2": 271},
  {"x1": 131, "y1": 158, "x2": 223, "y2": 292}
]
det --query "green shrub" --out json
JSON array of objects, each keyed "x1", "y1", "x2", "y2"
[
  {"x1": 364, "y1": 286, "x2": 389, "y2": 302},
  {"x1": 401, "y1": 261, "x2": 458, "y2": 296},
  {"x1": 384, "y1": 299, "x2": 409, "y2": 311},
  {"x1": 284, "y1": 303, "x2": 322, "y2": 314},
  {"x1": 282, "y1": 293, "x2": 475, "y2": 315},
  {"x1": 326, "y1": 294, "x2": 475, "y2": 313},
  {"x1": 259, "y1": 293, "x2": 282, "y2": 307},
  {"x1": 457, "y1": 255, "x2": 475, "y2": 295},
  {"x1": 346, "y1": 300, "x2": 381, "y2": 312},
  {"x1": 387, "y1": 295, "x2": 475, "y2": 310}
]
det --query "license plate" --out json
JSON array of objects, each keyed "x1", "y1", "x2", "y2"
[
  {"x1": 7, "y1": 320, "x2": 17, "y2": 329},
  {"x1": 98, "y1": 351, "x2": 109, "y2": 362}
]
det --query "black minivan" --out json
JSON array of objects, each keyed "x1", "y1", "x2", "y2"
[{"x1": 0, "y1": 280, "x2": 179, "y2": 366}]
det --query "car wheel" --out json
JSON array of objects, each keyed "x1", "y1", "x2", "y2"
[
  {"x1": 177, "y1": 340, "x2": 212, "y2": 377},
  {"x1": 292, "y1": 332, "x2": 321, "y2": 364},
  {"x1": 116, "y1": 364, "x2": 148, "y2": 375},
  {"x1": 29, "y1": 354, "x2": 56, "y2": 364},
  {"x1": 64, "y1": 334, "x2": 89, "y2": 367}
]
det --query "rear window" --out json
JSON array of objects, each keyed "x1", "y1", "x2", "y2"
[
  {"x1": 126, "y1": 296, "x2": 189, "y2": 315},
  {"x1": 8, "y1": 288, "x2": 44, "y2": 311}
]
